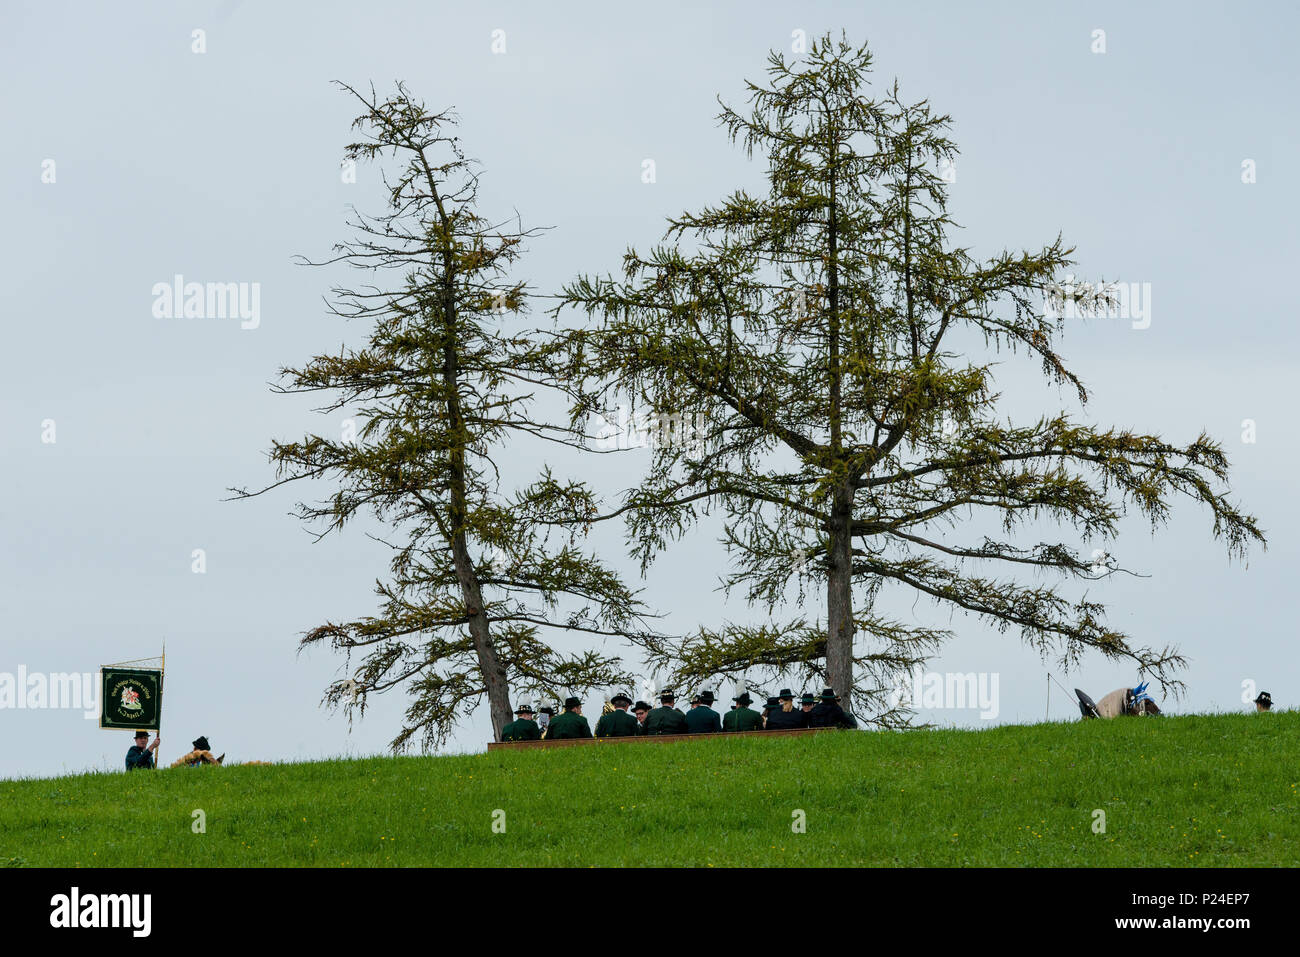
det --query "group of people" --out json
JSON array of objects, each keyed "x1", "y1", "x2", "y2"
[
  {"x1": 500, "y1": 687, "x2": 858, "y2": 742},
  {"x1": 124, "y1": 731, "x2": 224, "y2": 770}
]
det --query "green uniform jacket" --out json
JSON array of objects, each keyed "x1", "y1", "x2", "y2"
[
  {"x1": 684, "y1": 705, "x2": 722, "y2": 734},
  {"x1": 594, "y1": 708, "x2": 639, "y2": 737},
  {"x1": 644, "y1": 706, "x2": 689, "y2": 735},
  {"x1": 500, "y1": 717, "x2": 541, "y2": 742},
  {"x1": 722, "y1": 707, "x2": 764, "y2": 732},
  {"x1": 545, "y1": 710, "x2": 593, "y2": 739}
]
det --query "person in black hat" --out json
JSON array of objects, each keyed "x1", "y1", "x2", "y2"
[
  {"x1": 1254, "y1": 691, "x2": 1273, "y2": 712},
  {"x1": 596, "y1": 692, "x2": 640, "y2": 737},
  {"x1": 684, "y1": 689, "x2": 722, "y2": 733},
  {"x1": 545, "y1": 697, "x2": 593, "y2": 739},
  {"x1": 536, "y1": 705, "x2": 556, "y2": 737},
  {"x1": 722, "y1": 692, "x2": 763, "y2": 732},
  {"x1": 799, "y1": 692, "x2": 816, "y2": 717},
  {"x1": 760, "y1": 696, "x2": 779, "y2": 728},
  {"x1": 645, "y1": 690, "x2": 689, "y2": 735},
  {"x1": 171, "y1": 735, "x2": 224, "y2": 767},
  {"x1": 124, "y1": 730, "x2": 159, "y2": 771},
  {"x1": 501, "y1": 704, "x2": 542, "y2": 741},
  {"x1": 807, "y1": 688, "x2": 857, "y2": 729},
  {"x1": 632, "y1": 700, "x2": 653, "y2": 734},
  {"x1": 764, "y1": 688, "x2": 805, "y2": 730}
]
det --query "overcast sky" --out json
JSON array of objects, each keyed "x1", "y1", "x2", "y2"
[{"x1": 3, "y1": 0, "x2": 1296, "y2": 779}]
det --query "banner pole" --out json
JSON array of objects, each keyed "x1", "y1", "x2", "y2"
[{"x1": 158, "y1": 640, "x2": 165, "y2": 770}]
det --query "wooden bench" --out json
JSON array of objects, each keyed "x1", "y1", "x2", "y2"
[{"x1": 488, "y1": 727, "x2": 835, "y2": 751}]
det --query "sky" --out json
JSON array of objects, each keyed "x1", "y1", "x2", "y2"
[{"x1": 2, "y1": 0, "x2": 1296, "y2": 779}]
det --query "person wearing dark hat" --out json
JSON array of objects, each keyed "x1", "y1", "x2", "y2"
[
  {"x1": 596, "y1": 692, "x2": 640, "y2": 737},
  {"x1": 684, "y1": 690, "x2": 722, "y2": 733},
  {"x1": 545, "y1": 697, "x2": 593, "y2": 739},
  {"x1": 722, "y1": 692, "x2": 763, "y2": 732},
  {"x1": 501, "y1": 704, "x2": 542, "y2": 741},
  {"x1": 124, "y1": 730, "x2": 159, "y2": 771},
  {"x1": 536, "y1": 705, "x2": 556, "y2": 737},
  {"x1": 1254, "y1": 691, "x2": 1273, "y2": 713},
  {"x1": 632, "y1": 700, "x2": 653, "y2": 734},
  {"x1": 760, "y1": 696, "x2": 779, "y2": 728},
  {"x1": 799, "y1": 692, "x2": 816, "y2": 718},
  {"x1": 807, "y1": 688, "x2": 857, "y2": 729},
  {"x1": 170, "y1": 735, "x2": 224, "y2": 767},
  {"x1": 764, "y1": 688, "x2": 805, "y2": 730},
  {"x1": 645, "y1": 690, "x2": 689, "y2": 735}
]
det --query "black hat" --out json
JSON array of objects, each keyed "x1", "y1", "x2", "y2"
[
  {"x1": 133, "y1": 730, "x2": 148, "y2": 739},
  {"x1": 699, "y1": 690, "x2": 716, "y2": 704},
  {"x1": 1254, "y1": 691, "x2": 1273, "y2": 708},
  {"x1": 763, "y1": 696, "x2": 779, "y2": 709},
  {"x1": 800, "y1": 692, "x2": 816, "y2": 705},
  {"x1": 192, "y1": 736, "x2": 210, "y2": 752},
  {"x1": 538, "y1": 706, "x2": 556, "y2": 716},
  {"x1": 610, "y1": 692, "x2": 633, "y2": 707},
  {"x1": 514, "y1": 704, "x2": 534, "y2": 715},
  {"x1": 733, "y1": 692, "x2": 753, "y2": 706},
  {"x1": 633, "y1": 700, "x2": 652, "y2": 712},
  {"x1": 689, "y1": 692, "x2": 702, "y2": 705},
  {"x1": 819, "y1": 688, "x2": 839, "y2": 701},
  {"x1": 563, "y1": 696, "x2": 582, "y2": 710},
  {"x1": 778, "y1": 688, "x2": 794, "y2": 700},
  {"x1": 659, "y1": 689, "x2": 676, "y2": 703}
]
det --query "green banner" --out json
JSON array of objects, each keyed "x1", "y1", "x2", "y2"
[{"x1": 100, "y1": 668, "x2": 163, "y2": 731}]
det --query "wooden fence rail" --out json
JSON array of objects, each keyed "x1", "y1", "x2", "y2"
[{"x1": 487, "y1": 727, "x2": 835, "y2": 751}]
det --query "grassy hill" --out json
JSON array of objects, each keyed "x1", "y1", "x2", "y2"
[{"x1": 4, "y1": 712, "x2": 1296, "y2": 867}]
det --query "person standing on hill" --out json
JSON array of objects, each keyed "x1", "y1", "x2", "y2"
[
  {"x1": 645, "y1": 690, "x2": 689, "y2": 735},
  {"x1": 807, "y1": 689, "x2": 857, "y2": 729},
  {"x1": 544, "y1": 697, "x2": 593, "y2": 739},
  {"x1": 684, "y1": 690, "x2": 722, "y2": 733},
  {"x1": 124, "y1": 730, "x2": 159, "y2": 771},
  {"x1": 799, "y1": 692, "x2": 816, "y2": 720},
  {"x1": 595, "y1": 692, "x2": 640, "y2": 737},
  {"x1": 501, "y1": 704, "x2": 541, "y2": 741},
  {"x1": 765, "y1": 688, "x2": 805, "y2": 730},
  {"x1": 722, "y1": 692, "x2": 763, "y2": 732},
  {"x1": 632, "y1": 700, "x2": 652, "y2": 734}
]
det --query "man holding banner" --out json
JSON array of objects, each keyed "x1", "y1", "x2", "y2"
[
  {"x1": 101, "y1": 657, "x2": 164, "y2": 771},
  {"x1": 124, "y1": 731, "x2": 160, "y2": 770}
]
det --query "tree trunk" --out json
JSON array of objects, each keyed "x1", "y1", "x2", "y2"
[
  {"x1": 826, "y1": 478, "x2": 855, "y2": 698},
  {"x1": 451, "y1": 536, "x2": 513, "y2": 740},
  {"x1": 438, "y1": 243, "x2": 513, "y2": 741}
]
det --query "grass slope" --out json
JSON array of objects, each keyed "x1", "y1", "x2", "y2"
[{"x1": 4, "y1": 713, "x2": 1296, "y2": 867}]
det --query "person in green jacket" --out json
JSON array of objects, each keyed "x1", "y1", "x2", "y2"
[
  {"x1": 632, "y1": 700, "x2": 653, "y2": 734},
  {"x1": 595, "y1": 692, "x2": 639, "y2": 737},
  {"x1": 684, "y1": 690, "x2": 722, "y2": 733},
  {"x1": 545, "y1": 697, "x2": 593, "y2": 739},
  {"x1": 500, "y1": 704, "x2": 541, "y2": 742},
  {"x1": 722, "y1": 692, "x2": 763, "y2": 732},
  {"x1": 644, "y1": 690, "x2": 689, "y2": 735}
]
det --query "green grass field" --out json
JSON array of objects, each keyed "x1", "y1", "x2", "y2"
[{"x1": 4, "y1": 713, "x2": 1296, "y2": 867}]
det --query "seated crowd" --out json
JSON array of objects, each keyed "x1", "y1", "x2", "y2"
[{"x1": 500, "y1": 687, "x2": 858, "y2": 741}]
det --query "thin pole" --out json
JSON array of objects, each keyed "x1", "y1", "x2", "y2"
[
  {"x1": 1045, "y1": 672, "x2": 1050, "y2": 722},
  {"x1": 157, "y1": 640, "x2": 165, "y2": 769}
]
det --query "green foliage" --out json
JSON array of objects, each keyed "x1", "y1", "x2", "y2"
[
  {"x1": 557, "y1": 34, "x2": 1264, "y2": 721},
  {"x1": 5, "y1": 714, "x2": 1297, "y2": 866},
  {"x1": 234, "y1": 83, "x2": 656, "y2": 749}
]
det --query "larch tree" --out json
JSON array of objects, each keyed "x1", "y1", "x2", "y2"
[
  {"x1": 557, "y1": 35, "x2": 1264, "y2": 724},
  {"x1": 234, "y1": 83, "x2": 654, "y2": 747}
]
